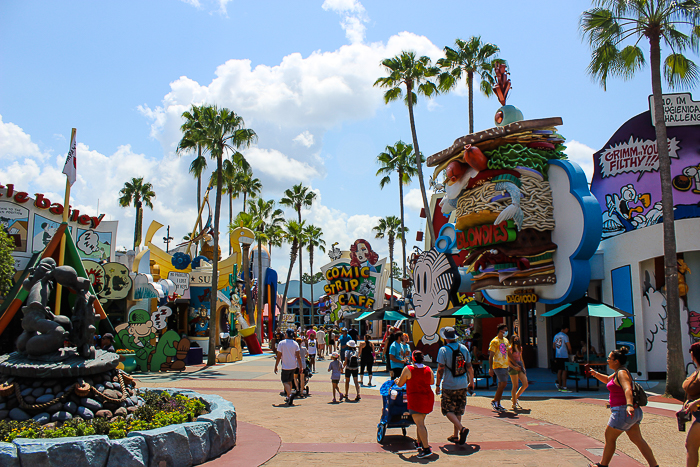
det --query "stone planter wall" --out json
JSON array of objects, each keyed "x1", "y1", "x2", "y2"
[{"x1": 0, "y1": 388, "x2": 236, "y2": 467}]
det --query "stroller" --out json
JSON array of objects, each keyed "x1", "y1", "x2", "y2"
[{"x1": 377, "y1": 379, "x2": 414, "y2": 443}]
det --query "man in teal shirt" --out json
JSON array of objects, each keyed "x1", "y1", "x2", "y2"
[{"x1": 389, "y1": 333, "x2": 408, "y2": 379}]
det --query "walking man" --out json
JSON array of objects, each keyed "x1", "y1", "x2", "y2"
[
  {"x1": 274, "y1": 329, "x2": 303, "y2": 406},
  {"x1": 488, "y1": 324, "x2": 511, "y2": 412},
  {"x1": 553, "y1": 326, "x2": 572, "y2": 392},
  {"x1": 389, "y1": 332, "x2": 408, "y2": 378},
  {"x1": 435, "y1": 326, "x2": 473, "y2": 444},
  {"x1": 316, "y1": 327, "x2": 326, "y2": 360},
  {"x1": 339, "y1": 328, "x2": 351, "y2": 359}
]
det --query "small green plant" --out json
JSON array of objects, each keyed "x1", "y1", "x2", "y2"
[{"x1": 0, "y1": 390, "x2": 208, "y2": 442}]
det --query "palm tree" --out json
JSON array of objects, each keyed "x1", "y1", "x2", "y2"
[
  {"x1": 280, "y1": 183, "x2": 317, "y2": 324},
  {"x1": 377, "y1": 140, "x2": 421, "y2": 299},
  {"x1": 581, "y1": 0, "x2": 700, "y2": 400},
  {"x1": 232, "y1": 169, "x2": 262, "y2": 214},
  {"x1": 231, "y1": 212, "x2": 255, "y2": 322},
  {"x1": 373, "y1": 216, "x2": 407, "y2": 308},
  {"x1": 437, "y1": 37, "x2": 503, "y2": 133},
  {"x1": 209, "y1": 153, "x2": 252, "y2": 255},
  {"x1": 304, "y1": 224, "x2": 326, "y2": 326},
  {"x1": 118, "y1": 177, "x2": 156, "y2": 250},
  {"x1": 177, "y1": 105, "x2": 207, "y2": 212},
  {"x1": 248, "y1": 198, "x2": 284, "y2": 341},
  {"x1": 280, "y1": 220, "x2": 307, "y2": 324},
  {"x1": 374, "y1": 51, "x2": 439, "y2": 243},
  {"x1": 265, "y1": 218, "x2": 285, "y2": 259},
  {"x1": 178, "y1": 104, "x2": 256, "y2": 366}
]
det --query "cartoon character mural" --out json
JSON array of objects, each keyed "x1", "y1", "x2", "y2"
[
  {"x1": 409, "y1": 248, "x2": 459, "y2": 362},
  {"x1": 591, "y1": 109, "x2": 700, "y2": 239},
  {"x1": 350, "y1": 239, "x2": 379, "y2": 272},
  {"x1": 115, "y1": 307, "x2": 190, "y2": 372},
  {"x1": 76, "y1": 229, "x2": 112, "y2": 261},
  {"x1": 641, "y1": 268, "x2": 694, "y2": 373},
  {"x1": 82, "y1": 260, "x2": 133, "y2": 303}
]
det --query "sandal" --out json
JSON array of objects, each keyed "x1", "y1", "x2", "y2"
[
  {"x1": 447, "y1": 435, "x2": 459, "y2": 443},
  {"x1": 355, "y1": 395, "x2": 361, "y2": 401},
  {"x1": 588, "y1": 463, "x2": 608, "y2": 467}
]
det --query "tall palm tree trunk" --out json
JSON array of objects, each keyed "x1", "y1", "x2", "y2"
[
  {"x1": 229, "y1": 192, "x2": 233, "y2": 255},
  {"x1": 297, "y1": 208, "x2": 304, "y2": 326},
  {"x1": 196, "y1": 145, "x2": 202, "y2": 213},
  {"x1": 256, "y1": 239, "x2": 264, "y2": 342},
  {"x1": 650, "y1": 35, "x2": 682, "y2": 399},
  {"x1": 309, "y1": 250, "x2": 314, "y2": 326},
  {"x1": 208, "y1": 152, "x2": 223, "y2": 366},
  {"x1": 389, "y1": 235, "x2": 394, "y2": 309},
  {"x1": 281, "y1": 245, "x2": 297, "y2": 317},
  {"x1": 243, "y1": 192, "x2": 247, "y2": 213},
  {"x1": 134, "y1": 200, "x2": 142, "y2": 250},
  {"x1": 405, "y1": 83, "x2": 435, "y2": 244},
  {"x1": 467, "y1": 71, "x2": 474, "y2": 134},
  {"x1": 398, "y1": 169, "x2": 408, "y2": 311}
]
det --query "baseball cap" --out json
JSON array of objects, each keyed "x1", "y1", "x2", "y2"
[{"x1": 286, "y1": 329, "x2": 295, "y2": 338}]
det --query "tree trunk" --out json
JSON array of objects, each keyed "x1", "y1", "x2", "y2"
[
  {"x1": 650, "y1": 35, "x2": 683, "y2": 399},
  {"x1": 297, "y1": 208, "x2": 304, "y2": 326},
  {"x1": 243, "y1": 192, "x2": 247, "y2": 213},
  {"x1": 256, "y1": 239, "x2": 263, "y2": 342},
  {"x1": 134, "y1": 200, "x2": 142, "y2": 251},
  {"x1": 207, "y1": 152, "x2": 223, "y2": 366},
  {"x1": 242, "y1": 243, "x2": 252, "y2": 322},
  {"x1": 309, "y1": 248, "x2": 314, "y2": 327},
  {"x1": 196, "y1": 145, "x2": 202, "y2": 214},
  {"x1": 467, "y1": 71, "x2": 474, "y2": 134},
  {"x1": 281, "y1": 243, "x2": 297, "y2": 317},
  {"x1": 405, "y1": 81, "x2": 435, "y2": 245},
  {"x1": 398, "y1": 169, "x2": 408, "y2": 313},
  {"x1": 229, "y1": 190, "x2": 233, "y2": 255},
  {"x1": 389, "y1": 235, "x2": 394, "y2": 309}
]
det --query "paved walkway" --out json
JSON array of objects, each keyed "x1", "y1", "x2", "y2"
[{"x1": 138, "y1": 352, "x2": 685, "y2": 466}]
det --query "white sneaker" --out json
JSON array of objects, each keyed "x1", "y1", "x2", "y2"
[{"x1": 555, "y1": 383, "x2": 561, "y2": 390}]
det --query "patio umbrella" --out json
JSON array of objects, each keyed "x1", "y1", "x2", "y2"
[
  {"x1": 431, "y1": 299, "x2": 512, "y2": 318},
  {"x1": 541, "y1": 296, "x2": 632, "y2": 362},
  {"x1": 355, "y1": 308, "x2": 413, "y2": 321}
]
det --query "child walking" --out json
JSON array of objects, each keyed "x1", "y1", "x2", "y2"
[{"x1": 328, "y1": 351, "x2": 342, "y2": 403}]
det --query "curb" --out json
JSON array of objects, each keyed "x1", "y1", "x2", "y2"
[{"x1": 0, "y1": 388, "x2": 236, "y2": 467}]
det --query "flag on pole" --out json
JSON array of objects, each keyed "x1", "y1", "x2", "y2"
[{"x1": 62, "y1": 130, "x2": 77, "y2": 186}]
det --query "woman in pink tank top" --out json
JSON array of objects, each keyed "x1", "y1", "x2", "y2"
[
  {"x1": 395, "y1": 350, "x2": 435, "y2": 459},
  {"x1": 586, "y1": 347, "x2": 657, "y2": 467}
]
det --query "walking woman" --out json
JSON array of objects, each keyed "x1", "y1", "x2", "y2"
[
  {"x1": 508, "y1": 336, "x2": 528, "y2": 411},
  {"x1": 395, "y1": 350, "x2": 435, "y2": 459},
  {"x1": 683, "y1": 342, "x2": 700, "y2": 467},
  {"x1": 359, "y1": 334, "x2": 375, "y2": 387},
  {"x1": 587, "y1": 347, "x2": 658, "y2": 467}
]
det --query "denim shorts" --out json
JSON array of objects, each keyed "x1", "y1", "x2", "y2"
[
  {"x1": 493, "y1": 367, "x2": 509, "y2": 383},
  {"x1": 608, "y1": 405, "x2": 643, "y2": 431}
]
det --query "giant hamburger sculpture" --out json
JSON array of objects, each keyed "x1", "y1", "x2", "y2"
[{"x1": 427, "y1": 64, "x2": 599, "y2": 301}]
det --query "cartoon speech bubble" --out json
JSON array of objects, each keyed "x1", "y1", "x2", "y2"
[
  {"x1": 152, "y1": 306, "x2": 173, "y2": 330},
  {"x1": 77, "y1": 230, "x2": 100, "y2": 255}
]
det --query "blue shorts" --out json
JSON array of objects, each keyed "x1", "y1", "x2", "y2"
[
  {"x1": 608, "y1": 405, "x2": 643, "y2": 431},
  {"x1": 493, "y1": 367, "x2": 509, "y2": 383}
]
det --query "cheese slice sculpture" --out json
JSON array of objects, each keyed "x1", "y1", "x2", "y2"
[{"x1": 428, "y1": 65, "x2": 601, "y2": 305}]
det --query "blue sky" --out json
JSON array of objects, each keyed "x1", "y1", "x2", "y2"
[{"x1": 0, "y1": 0, "x2": 687, "y2": 282}]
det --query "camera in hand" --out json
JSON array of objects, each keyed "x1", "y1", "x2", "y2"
[{"x1": 677, "y1": 409, "x2": 692, "y2": 432}]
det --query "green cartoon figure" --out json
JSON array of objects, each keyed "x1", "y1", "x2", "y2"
[{"x1": 115, "y1": 307, "x2": 190, "y2": 372}]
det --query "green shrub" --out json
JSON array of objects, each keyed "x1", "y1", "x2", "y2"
[{"x1": 0, "y1": 390, "x2": 209, "y2": 442}]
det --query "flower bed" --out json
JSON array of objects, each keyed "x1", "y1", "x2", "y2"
[{"x1": 0, "y1": 390, "x2": 206, "y2": 442}]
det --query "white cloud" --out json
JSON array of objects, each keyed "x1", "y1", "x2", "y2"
[
  {"x1": 180, "y1": 0, "x2": 201, "y2": 7},
  {"x1": 244, "y1": 146, "x2": 321, "y2": 182},
  {"x1": 322, "y1": 0, "x2": 368, "y2": 44},
  {"x1": 217, "y1": 0, "x2": 232, "y2": 16},
  {"x1": 293, "y1": 131, "x2": 315, "y2": 148},
  {"x1": 0, "y1": 115, "x2": 50, "y2": 161},
  {"x1": 564, "y1": 140, "x2": 595, "y2": 183},
  {"x1": 404, "y1": 188, "x2": 424, "y2": 213}
]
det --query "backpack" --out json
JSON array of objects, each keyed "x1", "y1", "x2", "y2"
[
  {"x1": 447, "y1": 344, "x2": 468, "y2": 377},
  {"x1": 614, "y1": 368, "x2": 648, "y2": 407},
  {"x1": 348, "y1": 351, "x2": 359, "y2": 368}
]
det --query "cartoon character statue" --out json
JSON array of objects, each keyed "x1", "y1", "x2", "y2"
[
  {"x1": 194, "y1": 307, "x2": 210, "y2": 336},
  {"x1": 410, "y1": 248, "x2": 458, "y2": 362},
  {"x1": 350, "y1": 239, "x2": 379, "y2": 272},
  {"x1": 115, "y1": 307, "x2": 190, "y2": 372}
]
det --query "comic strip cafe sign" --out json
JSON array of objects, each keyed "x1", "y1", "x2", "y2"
[
  {"x1": 323, "y1": 265, "x2": 375, "y2": 309},
  {"x1": 1, "y1": 183, "x2": 105, "y2": 228}
]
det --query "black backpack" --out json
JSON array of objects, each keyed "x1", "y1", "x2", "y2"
[
  {"x1": 614, "y1": 368, "x2": 648, "y2": 407},
  {"x1": 447, "y1": 344, "x2": 468, "y2": 377},
  {"x1": 348, "y1": 350, "x2": 359, "y2": 368}
]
